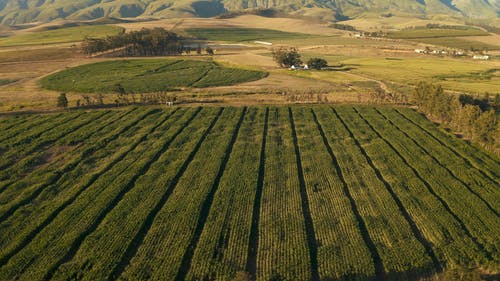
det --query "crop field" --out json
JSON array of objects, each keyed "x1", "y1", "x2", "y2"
[
  {"x1": 408, "y1": 37, "x2": 500, "y2": 51},
  {"x1": 387, "y1": 27, "x2": 489, "y2": 39},
  {"x1": 41, "y1": 59, "x2": 268, "y2": 93},
  {"x1": 185, "y1": 28, "x2": 317, "y2": 42},
  {"x1": 0, "y1": 25, "x2": 123, "y2": 47},
  {"x1": 335, "y1": 57, "x2": 500, "y2": 94},
  {"x1": 0, "y1": 106, "x2": 497, "y2": 281}
]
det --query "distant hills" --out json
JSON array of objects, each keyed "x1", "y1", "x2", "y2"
[{"x1": 0, "y1": 0, "x2": 498, "y2": 25}]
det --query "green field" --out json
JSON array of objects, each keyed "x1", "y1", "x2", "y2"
[
  {"x1": 0, "y1": 25, "x2": 122, "y2": 47},
  {"x1": 41, "y1": 59, "x2": 268, "y2": 93},
  {"x1": 335, "y1": 57, "x2": 500, "y2": 94},
  {"x1": 185, "y1": 28, "x2": 317, "y2": 42},
  {"x1": 409, "y1": 37, "x2": 500, "y2": 51},
  {"x1": 0, "y1": 106, "x2": 497, "y2": 281},
  {"x1": 387, "y1": 27, "x2": 489, "y2": 39}
]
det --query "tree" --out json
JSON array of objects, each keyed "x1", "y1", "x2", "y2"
[
  {"x1": 82, "y1": 28, "x2": 186, "y2": 56},
  {"x1": 473, "y1": 110, "x2": 497, "y2": 149},
  {"x1": 272, "y1": 47, "x2": 302, "y2": 68},
  {"x1": 459, "y1": 104, "x2": 481, "y2": 139},
  {"x1": 307, "y1": 57, "x2": 328, "y2": 70},
  {"x1": 114, "y1": 83, "x2": 129, "y2": 105},
  {"x1": 205, "y1": 46, "x2": 214, "y2": 55},
  {"x1": 57, "y1": 93, "x2": 68, "y2": 108}
]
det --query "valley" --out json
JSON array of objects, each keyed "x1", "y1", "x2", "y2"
[{"x1": 0, "y1": 3, "x2": 499, "y2": 280}]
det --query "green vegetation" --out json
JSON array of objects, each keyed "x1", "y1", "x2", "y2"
[
  {"x1": 272, "y1": 47, "x2": 302, "y2": 68},
  {"x1": 411, "y1": 82, "x2": 499, "y2": 153},
  {"x1": 336, "y1": 57, "x2": 499, "y2": 94},
  {"x1": 307, "y1": 58, "x2": 328, "y2": 70},
  {"x1": 82, "y1": 28, "x2": 186, "y2": 56},
  {"x1": 387, "y1": 27, "x2": 489, "y2": 39},
  {"x1": 40, "y1": 59, "x2": 268, "y2": 93},
  {"x1": 0, "y1": 25, "x2": 123, "y2": 47},
  {"x1": 56, "y1": 93, "x2": 68, "y2": 109},
  {"x1": 185, "y1": 28, "x2": 316, "y2": 42},
  {"x1": 0, "y1": 79, "x2": 17, "y2": 86},
  {"x1": 0, "y1": 106, "x2": 497, "y2": 281},
  {"x1": 409, "y1": 37, "x2": 500, "y2": 51}
]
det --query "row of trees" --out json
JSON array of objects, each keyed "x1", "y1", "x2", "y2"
[
  {"x1": 412, "y1": 82, "x2": 499, "y2": 153},
  {"x1": 82, "y1": 28, "x2": 211, "y2": 56}
]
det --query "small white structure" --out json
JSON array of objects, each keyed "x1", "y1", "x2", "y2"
[
  {"x1": 290, "y1": 65, "x2": 309, "y2": 70},
  {"x1": 415, "y1": 49, "x2": 425, "y2": 54},
  {"x1": 473, "y1": 55, "x2": 489, "y2": 60},
  {"x1": 254, "y1": 41, "x2": 273, "y2": 46}
]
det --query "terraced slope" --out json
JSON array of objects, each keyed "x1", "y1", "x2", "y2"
[{"x1": 0, "y1": 106, "x2": 498, "y2": 281}]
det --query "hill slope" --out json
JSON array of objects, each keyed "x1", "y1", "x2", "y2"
[{"x1": 0, "y1": 0, "x2": 498, "y2": 25}]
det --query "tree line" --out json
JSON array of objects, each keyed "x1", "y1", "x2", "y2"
[
  {"x1": 412, "y1": 82, "x2": 499, "y2": 154},
  {"x1": 82, "y1": 28, "x2": 208, "y2": 56}
]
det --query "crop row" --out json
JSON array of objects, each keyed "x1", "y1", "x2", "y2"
[{"x1": 0, "y1": 106, "x2": 497, "y2": 281}]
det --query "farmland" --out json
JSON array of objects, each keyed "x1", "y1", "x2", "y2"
[
  {"x1": 41, "y1": 59, "x2": 268, "y2": 93},
  {"x1": 0, "y1": 25, "x2": 122, "y2": 47},
  {"x1": 387, "y1": 27, "x2": 489, "y2": 39},
  {"x1": 185, "y1": 28, "x2": 318, "y2": 42},
  {"x1": 0, "y1": 106, "x2": 497, "y2": 281},
  {"x1": 408, "y1": 37, "x2": 500, "y2": 51}
]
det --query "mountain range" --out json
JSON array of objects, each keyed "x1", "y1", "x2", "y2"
[{"x1": 0, "y1": 0, "x2": 498, "y2": 25}]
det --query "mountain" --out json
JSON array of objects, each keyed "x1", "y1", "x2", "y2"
[{"x1": 0, "y1": 0, "x2": 498, "y2": 25}]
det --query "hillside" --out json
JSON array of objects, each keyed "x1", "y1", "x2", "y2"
[{"x1": 0, "y1": 0, "x2": 498, "y2": 25}]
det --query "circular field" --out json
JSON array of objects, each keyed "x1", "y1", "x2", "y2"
[{"x1": 41, "y1": 59, "x2": 268, "y2": 93}]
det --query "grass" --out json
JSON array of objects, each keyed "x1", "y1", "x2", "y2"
[
  {"x1": 40, "y1": 59, "x2": 268, "y2": 93},
  {"x1": 387, "y1": 28, "x2": 489, "y2": 39},
  {"x1": 185, "y1": 27, "x2": 317, "y2": 42},
  {"x1": 336, "y1": 57, "x2": 499, "y2": 94},
  {"x1": 0, "y1": 47, "x2": 78, "y2": 63},
  {"x1": 0, "y1": 25, "x2": 122, "y2": 47},
  {"x1": 409, "y1": 37, "x2": 500, "y2": 51},
  {"x1": 0, "y1": 106, "x2": 497, "y2": 281}
]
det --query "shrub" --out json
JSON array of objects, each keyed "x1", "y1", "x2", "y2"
[{"x1": 307, "y1": 58, "x2": 328, "y2": 70}]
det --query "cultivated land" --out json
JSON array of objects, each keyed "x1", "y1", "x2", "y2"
[
  {"x1": 0, "y1": 13, "x2": 499, "y2": 281},
  {"x1": 0, "y1": 25, "x2": 122, "y2": 47},
  {"x1": 0, "y1": 106, "x2": 498, "y2": 281},
  {"x1": 0, "y1": 15, "x2": 499, "y2": 112},
  {"x1": 0, "y1": 15, "x2": 499, "y2": 111},
  {"x1": 41, "y1": 59, "x2": 268, "y2": 93}
]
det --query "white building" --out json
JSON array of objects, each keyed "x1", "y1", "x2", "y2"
[{"x1": 473, "y1": 55, "x2": 489, "y2": 60}]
